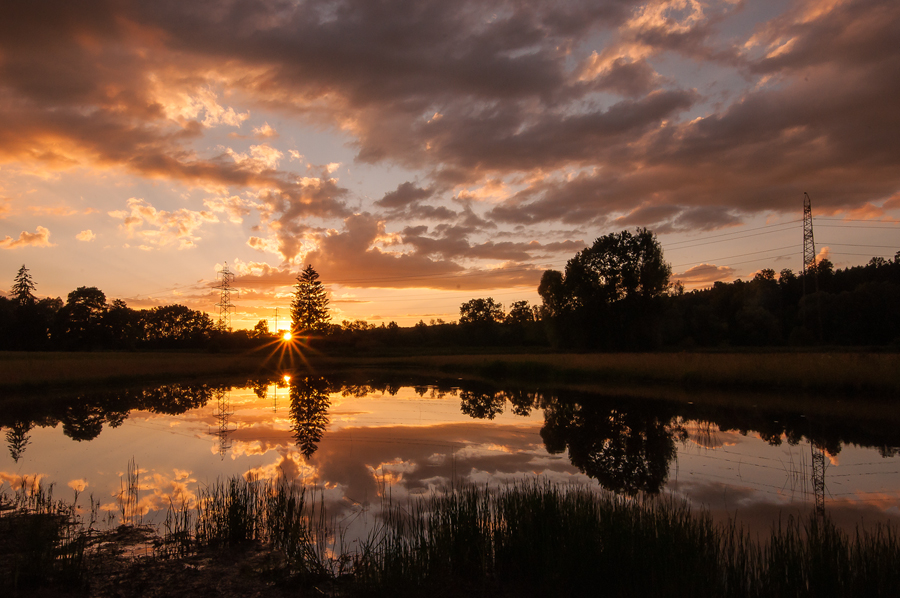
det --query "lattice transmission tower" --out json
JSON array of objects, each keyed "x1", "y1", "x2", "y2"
[
  {"x1": 210, "y1": 388, "x2": 235, "y2": 460},
  {"x1": 215, "y1": 262, "x2": 237, "y2": 331},
  {"x1": 802, "y1": 192, "x2": 818, "y2": 295},
  {"x1": 802, "y1": 192, "x2": 827, "y2": 519}
]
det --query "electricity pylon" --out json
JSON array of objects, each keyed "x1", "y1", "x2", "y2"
[
  {"x1": 215, "y1": 262, "x2": 236, "y2": 331},
  {"x1": 803, "y1": 192, "x2": 826, "y2": 519},
  {"x1": 802, "y1": 192, "x2": 818, "y2": 295}
]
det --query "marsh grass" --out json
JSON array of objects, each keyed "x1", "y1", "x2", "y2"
[
  {"x1": 361, "y1": 482, "x2": 900, "y2": 597},
  {"x1": 3, "y1": 475, "x2": 899, "y2": 596},
  {"x1": 160, "y1": 475, "x2": 345, "y2": 582},
  {"x1": 5, "y1": 350, "x2": 900, "y2": 396},
  {"x1": 418, "y1": 352, "x2": 900, "y2": 395},
  {"x1": 0, "y1": 478, "x2": 87, "y2": 592},
  {"x1": 0, "y1": 351, "x2": 266, "y2": 390}
]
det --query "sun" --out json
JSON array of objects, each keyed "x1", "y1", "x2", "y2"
[{"x1": 282, "y1": 331, "x2": 292, "y2": 341}]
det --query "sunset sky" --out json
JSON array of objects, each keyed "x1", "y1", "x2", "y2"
[{"x1": 1, "y1": 0, "x2": 898, "y2": 328}]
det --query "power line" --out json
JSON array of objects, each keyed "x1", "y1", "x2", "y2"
[
  {"x1": 673, "y1": 245, "x2": 797, "y2": 268},
  {"x1": 664, "y1": 220, "x2": 802, "y2": 250}
]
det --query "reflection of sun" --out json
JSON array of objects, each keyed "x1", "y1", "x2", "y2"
[{"x1": 283, "y1": 374, "x2": 292, "y2": 383}]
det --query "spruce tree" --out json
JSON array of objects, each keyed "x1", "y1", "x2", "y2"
[
  {"x1": 11, "y1": 265, "x2": 36, "y2": 306},
  {"x1": 290, "y1": 264, "x2": 331, "y2": 333}
]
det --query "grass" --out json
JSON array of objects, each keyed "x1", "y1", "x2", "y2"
[
  {"x1": 3, "y1": 476, "x2": 899, "y2": 596},
  {"x1": 0, "y1": 478, "x2": 89, "y2": 593},
  {"x1": 341, "y1": 351, "x2": 900, "y2": 395},
  {"x1": 0, "y1": 351, "x2": 270, "y2": 391},
  {"x1": 4, "y1": 350, "x2": 899, "y2": 395}
]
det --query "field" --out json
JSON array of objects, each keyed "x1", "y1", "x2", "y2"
[{"x1": 2, "y1": 350, "x2": 900, "y2": 396}]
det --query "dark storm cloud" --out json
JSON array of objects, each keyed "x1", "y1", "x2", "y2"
[
  {"x1": 3, "y1": 0, "x2": 899, "y2": 268},
  {"x1": 375, "y1": 182, "x2": 433, "y2": 209}
]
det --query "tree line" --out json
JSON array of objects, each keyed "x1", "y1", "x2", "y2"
[
  {"x1": 0, "y1": 265, "x2": 242, "y2": 351},
  {"x1": 5, "y1": 229, "x2": 900, "y2": 353}
]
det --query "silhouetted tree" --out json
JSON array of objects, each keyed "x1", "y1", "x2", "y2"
[
  {"x1": 291, "y1": 265, "x2": 331, "y2": 334},
  {"x1": 11, "y1": 265, "x2": 36, "y2": 306},
  {"x1": 141, "y1": 304, "x2": 214, "y2": 347},
  {"x1": 56, "y1": 286, "x2": 108, "y2": 349},
  {"x1": 541, "y1": 228, "x2": 671, "y2": 349},
  {"x1": 289, "y1": 376, "x2": 332, "y2": 458},
  {"x1": 504, "y1": 300, "x2": 535, "y2": 325},
  {"x1": 252, "y1": 319, "x2": 271, "y2": 338}
]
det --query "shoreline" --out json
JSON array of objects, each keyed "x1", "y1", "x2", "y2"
[{"x1": 2, "y1": 349, "x2": 899, "y2": 396}]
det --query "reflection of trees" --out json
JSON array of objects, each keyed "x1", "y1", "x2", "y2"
[
  {"x1": 540, "y1": 396, "x2": 685, "y2": 495},
  {"x1": 6, "y1": 421, "x2": 32, "y2": 462},
  {"x1": 0, "y1": 383, "x2": 215, "y2": 454},
  {"x1": 289, "y1": 376, "x2": 332, "y2": 459},
  {"x1": 460, "y1": 390, "x2": 506, "y2": 420}
]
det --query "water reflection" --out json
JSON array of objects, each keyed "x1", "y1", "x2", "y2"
[
  {"x1": 540, "y1": 396, "x2": 685, "y2": 495},
  {"x1": 1, "y1": 374, "x2": 898, "y2": 530},
  {"x1": 289, "y1": 375, "x2": 332, "y2": 458}
]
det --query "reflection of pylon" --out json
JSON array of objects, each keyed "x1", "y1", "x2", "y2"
[
  {"x1": 210, "y1": 388, "x2": 235, "y2": 460},
  {"x1": 811, "y1": 440, "x2": 826, "y2": 519},
  {"x1": 215, "y1": 262, "x2": 236, "y2": 331}
]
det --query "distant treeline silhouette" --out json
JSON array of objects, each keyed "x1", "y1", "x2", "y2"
[{"x1": 3, "y1": 230, "x2": 900, "y2": 352}]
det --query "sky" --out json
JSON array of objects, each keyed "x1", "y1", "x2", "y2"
[{"x1": 1, "y1": 0, "x2": 898, "y2": 328}]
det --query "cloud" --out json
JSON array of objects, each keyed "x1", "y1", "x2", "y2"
[
  {"x1": 108, "y1": 198, "x2": 218, "y2": 249},
  {"x1": 76, "y1": 229, "x2": 96, "y2": 242},
  {"x1": 252, "y1": 122, "x2": 278, "y2": 139},
  {"x1": 203, "y1": 195, "x2": 253, "y2": 224},
  {"x1": 1, "y1": 0, "x2": 899, "y2": 292},
  {"x1": 0, "y1": 226, "x2": 54, "y2": 249},
  {"x1": 376, "y1": 182, "x2": 433, "y2": 209},
  {"x1": 674, "y1": 263, "x2": 736, "y2": 285}
]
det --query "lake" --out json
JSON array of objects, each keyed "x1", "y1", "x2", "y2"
[{"x1": 2, "y1": 372, "x2": 899, "y2": 542}]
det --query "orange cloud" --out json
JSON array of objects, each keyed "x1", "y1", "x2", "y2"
[
  {"x1": 673, "y1": 263, "x2": 735, "y2": 285},
  {"x1": 0, "y1": 226, "x2": 54, "y2": 249}
]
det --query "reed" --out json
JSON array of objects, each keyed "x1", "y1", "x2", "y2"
[
  {"x1": 359, "y1": 481, "x2": 900, "y2": 597},
  {"x1": 0, "y1": 478, "x2": 87, "y2": 592},
  {"x1": 4, "y1": 475, "x2": 899, "y2": 596}
]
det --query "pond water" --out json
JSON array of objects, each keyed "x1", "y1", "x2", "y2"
[{"x1": 2, "y1": 373, "x2": 899, "y2": 540}]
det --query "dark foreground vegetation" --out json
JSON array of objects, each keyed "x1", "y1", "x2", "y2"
[{"x1": 2, "y1": 477, "x2": 898, "y2": 597}]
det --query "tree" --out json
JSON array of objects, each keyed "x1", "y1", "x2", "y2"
[
  {"x1": 540, "y1": 228, "x2": 671, "y2": 349},
  {"x1": 565, "y1": 228, "x2": 670, "y2": 306},
  {"x1": 459, "y1": 297, "x2": 504, "y2": 325},
  {"x1": 142, "y1": 304, "x2": 214, "y2": 347},
  {"x1": 57, "y1": 286, "x2": 108, "y2": 348},
  {"x1": 291, "y1": 265, "x2": 331, "y2": 334},
  {"x1": 505, "y1": 300, "x2": 535, "y2": 325},
  {"x1": 252, "y1": 319, "x2": 271, "y2": 338},
  {"x1": 11, "y1": 265, "x2": 36, "y2": 306}
]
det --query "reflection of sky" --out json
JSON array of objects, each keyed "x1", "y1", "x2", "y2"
[{"x1": 2, "y1": 384, "x2": 899, "y2": 541}]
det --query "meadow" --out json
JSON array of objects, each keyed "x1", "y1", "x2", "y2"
[{"x1": 3, "y1": 350, "x2": 898, "y2": 395}]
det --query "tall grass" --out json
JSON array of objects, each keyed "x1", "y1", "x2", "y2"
[
  {"x1": 4, "y1": 475, "x2": 899, "y2": 596},
  {"x1": 358, "y1": 482, "x2": 900, "y2": 597},
  {"x1": 160, "y1": 475, "x2": 343, "y2": 581},
  {"x1": 0, "y1": 478, "x2": 88, "y2": 592}
]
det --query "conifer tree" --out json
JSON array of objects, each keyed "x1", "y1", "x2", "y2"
[
  {"x1": 11, "y1": 265, "x2": 36, "y2": 306},
  {"x1": 290, "y1": 264, "x2": 331, "y2": 333}
]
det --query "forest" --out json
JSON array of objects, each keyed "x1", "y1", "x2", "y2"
[{"x1": 2, "y1": 228, "x2": 899, "y2": 352}]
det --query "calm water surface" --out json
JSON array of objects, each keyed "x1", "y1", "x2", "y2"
[{"x1": 2, "y1": 373, "x2": 899, "y2": 538}]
